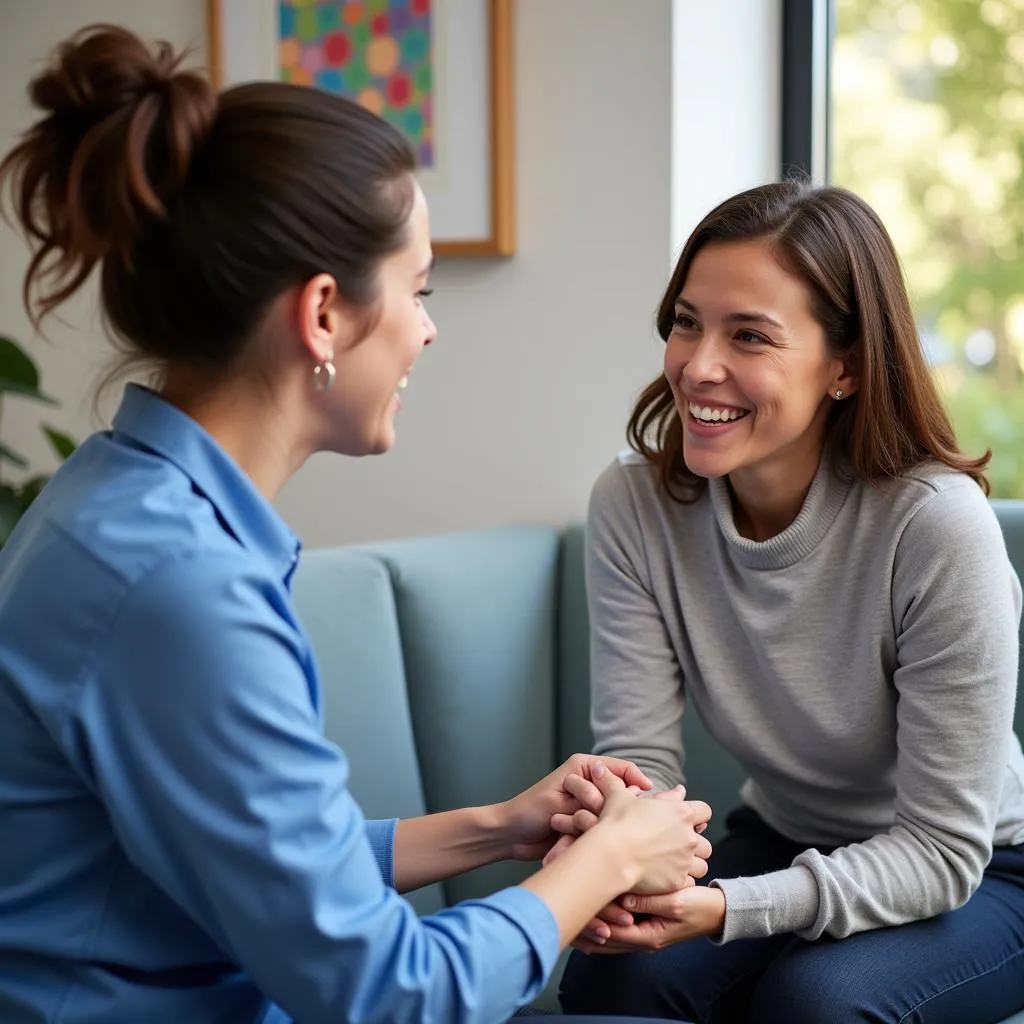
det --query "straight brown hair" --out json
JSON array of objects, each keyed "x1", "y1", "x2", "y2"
[{"x1": 628, "y1": 181, "x2": 989, "y2": 501}]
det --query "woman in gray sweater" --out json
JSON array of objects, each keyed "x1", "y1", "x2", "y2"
[{"x1": 556, "y1": 182, "x2": 1024, "y2": 1023}]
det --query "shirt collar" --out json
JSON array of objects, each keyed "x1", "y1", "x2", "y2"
[{"x1": 111, "y1": 384, "x2": 300, "y2": 580}]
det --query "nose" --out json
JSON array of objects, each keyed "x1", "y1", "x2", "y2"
[
  {"x1": 676, "y1": 333, "x2": 727, "y2": 387},
  {"x1": 423, "y1": 311, "x2": 437, "y2": 347}
]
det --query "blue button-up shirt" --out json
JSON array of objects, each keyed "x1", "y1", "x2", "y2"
[{"x1": 0, "y1": 385, "x2": 558, "y2": 1023}]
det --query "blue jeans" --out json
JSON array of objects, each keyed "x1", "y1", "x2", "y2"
[{"x1": 559, "y1": 807, "x2": 1024, "y2": 1023}]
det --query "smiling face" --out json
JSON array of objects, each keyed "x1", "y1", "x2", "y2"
[
  {"x1": 325, "y1": 181, "x2": 436, "y2": 456},
  {"x1": 663, "y1": 238, "x2": 854, "y2": 497}
]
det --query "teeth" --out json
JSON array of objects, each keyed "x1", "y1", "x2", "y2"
[
  {"x1": 397, "y1": 376, "x2": 409, "y2": 390},
  {"x1": 688, "y1": 403, "x2": 746, "y2": 423}
]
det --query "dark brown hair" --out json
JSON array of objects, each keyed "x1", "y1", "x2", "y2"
[
  {"x1": 628, "y1": 180, "x2": 990, "y2": 500},
  {"x1": 0, "y1": 24, "x2": 417, "y2": 371}
]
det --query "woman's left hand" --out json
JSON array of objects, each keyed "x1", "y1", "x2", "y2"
[
  {"x1": 497, "y1": 754, "x2": 653, "y2": 862},
  {"x1": 572, "y1": 885, "x2": 726, "y2": 954}
]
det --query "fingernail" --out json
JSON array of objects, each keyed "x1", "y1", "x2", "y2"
[
  {"x1": 593, "y1": 762, "x2": 606, "y2": 778},
  {"x1": 622, "y1": 895, "x2": 636, "y2": 910}
]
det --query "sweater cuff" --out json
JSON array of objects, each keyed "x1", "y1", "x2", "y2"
[{"x1": 710, "y1": 864, "x2": 819, "y2": 942}]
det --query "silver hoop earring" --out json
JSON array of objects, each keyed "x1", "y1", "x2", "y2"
[
  {"x1": 833, "y1": 389, "x2": 844, "y2": 401},
  {"x1": 313, "y1": 359, "x2": 336, "y2": 392}
]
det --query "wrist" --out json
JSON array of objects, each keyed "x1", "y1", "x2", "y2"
[
  {"x1": 578, "y1": 818, "x2": 641, "y2": 894},
  {"x1": 479, "y1": 801, "x2": 517, "y2": 859}
]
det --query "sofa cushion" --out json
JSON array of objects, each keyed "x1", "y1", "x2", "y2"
[
  {"x1": 291, "y1": 548, "x2": 444, "y2": 914},
  {"x1": 361, "y1": 527, "x2": 561, "y2": 904}
]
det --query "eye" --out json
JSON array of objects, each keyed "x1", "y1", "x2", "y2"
[
  {"x1": 736, "y1": 329, "x2": 769, "y2": 345},
  {"x1": 672, "y1": 312, "x2": 700, "y2": 331},
  {"x1": 417, "y1": 288, "x2": 434, "y2": 299}
]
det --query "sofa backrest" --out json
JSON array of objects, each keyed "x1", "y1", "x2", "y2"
[{"x1": 293, "y1": 525, "x2": 563, "y2": 906}]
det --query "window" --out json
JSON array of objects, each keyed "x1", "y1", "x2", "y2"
[{"x1": 783, "y1": 0, "x2": 1024, "y2": 497}]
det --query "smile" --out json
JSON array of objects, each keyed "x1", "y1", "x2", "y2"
[{"x1": 687, "y1": 402, "x2": 750, "y2": 424}]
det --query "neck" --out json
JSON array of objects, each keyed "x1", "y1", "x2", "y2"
[
  {"x1": 160, "y1": 369, "x2": 312, "y2": 501},
  {"x1": 727, "y1": 440, "x2": 826, "y2": 542}
]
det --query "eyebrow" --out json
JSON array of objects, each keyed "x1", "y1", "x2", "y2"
[{"x1": 676, "y1": 297, "x2": 784, "y2": 331}]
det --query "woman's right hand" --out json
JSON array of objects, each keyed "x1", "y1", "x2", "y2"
[{"x1": 585, "y1": 762, "x2": 712, "y2": 896}]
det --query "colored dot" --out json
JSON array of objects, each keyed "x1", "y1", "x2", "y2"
[
  {"x1": 366, "y1": 36, "x2": 399, "y2": 77},
  {"x1": 316, "y1": 4, "x2": 341, "y2": 33},
  {"x1": 316, "y1": 68, "x2": 344, "y2": 93},
  {"x1": 358, "y1": 87, "x2": 385, "y2": 115},
  {"x1": 402, "y1": 107, "x2": 424, "y2": 138},
  {"x1": 414, "y1": 63, "x2": 431, "y2": 94},
  {"x1": 387, "y1": 72, "x2": 412, "y2": 107},
  {"x1": 418, "y1": 141, "x2": 433, "y2": 167},
  {"x1": 279, "y1": 4, "x2": 297, "y2": 39},
  {"x1": 367, "y1": 0, "x2": 389, "y2": 10},
  {"x1": 371, "y1": 12, "x2": 389, "y2": 35},
  {"x1": 345, "y1": 58, "x2": 371, "y2": 91},
  {"x1": 301, "y1": 44, "x2": 324, "y2": 74},
  {"x1": 290, "y1": 66, "x2": 314, "y2": 86},
  {"x1": 279, "y1": 37, "x2": 301, "y2": 69},
  {"x1": 411, "y1": 0, "x2": 430, "y2": 15},
  {"x1": 343, "y1": 2, "x2": 365, "y2": 26},
  {"x1": 390, "y1": 8, "x2": 411, "y2": 31},
  {"x1": 295, "y1": 5, "x2": 318, "y2": 42},
  {"x1": 401, "y1": 27, "x2": 429, "y2": 64},
  {"x1": 350, "y1": 20, "x2": 371, "y2": 48},
  {"x1": 324, "y1": 31, "x2": 350, "y2": 65}
]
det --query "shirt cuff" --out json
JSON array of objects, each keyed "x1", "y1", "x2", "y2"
[
  {"x1": 364, "y1": 818, "x2": 398, "y2": 889},
  {"x1": 711, "y1": 864, "x2": 819, "y2": 942},
  {"x1": 466, "y1": 887, "x2": 561, "y2": 984}
]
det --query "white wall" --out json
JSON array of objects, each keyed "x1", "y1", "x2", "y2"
[
  {"x1": 671, "y1": 0, "x2": 782, "y2": 259},
  {"x1": 0, "y1": 0, "x2": 779, "y2": 549}
]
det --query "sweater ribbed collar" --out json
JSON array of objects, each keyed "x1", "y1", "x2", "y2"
[{"x1": 708, "y1": 453, "x2": 853, "y2": 570}]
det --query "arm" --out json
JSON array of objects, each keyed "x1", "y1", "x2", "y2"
[
  {"x1": 78, "y1": 553, "x2": 559, "y2": 1024},
  {"x1": 587, "y1": 460, "x2": 687, "y2": 792},
  {"x1": 713, "y1": 482, "x2": 1023, "y2": 942}
]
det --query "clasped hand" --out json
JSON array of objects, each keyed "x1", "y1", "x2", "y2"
[{"x1": 546, "y1": 773, "x2": 723, "y2": 954}]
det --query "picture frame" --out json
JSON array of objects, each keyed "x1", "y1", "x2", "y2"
[{"x1": 206, "y1": 0, "x2": 515, "y2": 257}]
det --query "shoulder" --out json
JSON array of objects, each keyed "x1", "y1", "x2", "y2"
[{"x1": 590, "y1": 449, "x2": 670, "y2": 521}]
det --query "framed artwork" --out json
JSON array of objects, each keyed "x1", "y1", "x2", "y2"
[{"x1": 207, "y1": 0, "x2": 515, "y2": 257}]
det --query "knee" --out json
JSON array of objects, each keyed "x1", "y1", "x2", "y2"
[
  {"x1": 558, "y1": 948, "x2": 674, "y2": 1017},
  {"x1": 749, "y1": 951, "x2": 873, "y2": 1024}
]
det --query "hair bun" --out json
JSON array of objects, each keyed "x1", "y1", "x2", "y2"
[{"x1": 0, "y1": 23, "x2": 216, "y2": 322}]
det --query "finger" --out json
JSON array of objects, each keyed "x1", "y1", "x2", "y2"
[
  {"x1": 620, "y1": 892, "x2": 682, "y2": 919},
  {"x1": 696, "y1": 821, "x2": 708, "y2": 834},
  {"x1": 572, "y1": 809, "x2": 599, "y2": 833},
  {"x1": 690, "y1": 857, "x2": 709, "y2": 880},
  {"x1": 542, "y1": 833, "x2": 574, "y2": 866},
  {"x1": 550, "y1": 813, "x2": 581, "y2": 836},
  {"x1": 590, "y1": 755, "x2": 655, "y2": 792},
  {"x1": 596, "y1": 902, "x2": 634, "y2": 927},
  {"x1": 563, "y1": 773, "x2": 604, "y2": 814},
  {"x1": 590, "y1": 761, "x2": 627, "y2": 799},
  {"x1": 654, "y1": 784, "x2": 688, "y2": 802},
  {"x1": 583, "y1": 917, "x2": 610, "y2": 940},
  {"x1": 686, "y1": 800, "x2": 713, "y2": 825},
  {"x1": 696, "y1": 835, "x2": 713, "y2": 860},
  {"x1": 571, "y1": 937, "x2": 611, "y2": 955}
]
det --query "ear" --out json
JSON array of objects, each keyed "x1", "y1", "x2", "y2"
[
  {"x1": 831, "y1": 345, "x2": 860, "y2": 399},
  {"x1": 296, "y1": 274, "x2": 343, "y2": 363}
]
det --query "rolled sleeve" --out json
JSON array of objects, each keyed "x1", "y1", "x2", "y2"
[{"x1": 66, "y1": 551, "x2": 553, "y2": 1024}]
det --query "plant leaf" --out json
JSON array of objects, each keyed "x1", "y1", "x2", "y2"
[
  {"x1": 0, "y1": 337, "x2": 57, "y2": 404},
  {"x1": 0, "y1": 377, "x2": 57, "y2": 404},
  {"x1": 0, "y1": 483, "x2": 23, "y2": 549},
  {"x1": 0, "y1": 442, "x2": 29, "y2": 469},
  {"x1": 17, "y1": 474, "x2": 50, "y2": 508},
  {"x1": 42, "y1": 425, "x2": 76, "y2": 461}
]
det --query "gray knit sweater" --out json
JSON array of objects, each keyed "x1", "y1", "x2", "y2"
[{"x1": 587, "y1": 451, "x2": 1024, "y2": 943}]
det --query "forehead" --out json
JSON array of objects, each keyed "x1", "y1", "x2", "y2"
[{"x1": 681, "y1": 239, "x2": 811, "y2": 314}]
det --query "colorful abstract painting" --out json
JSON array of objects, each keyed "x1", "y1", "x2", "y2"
[{"x1": 277, "y1": 0, "x2": 434, "y2": 167}]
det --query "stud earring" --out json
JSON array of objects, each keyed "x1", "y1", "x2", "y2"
[
  {"x1": 833, "y1": 389, "x2": 844, "y2": 400},
  {"x1": 313, "y1": 358, "x2": 336, "y2": 391}
]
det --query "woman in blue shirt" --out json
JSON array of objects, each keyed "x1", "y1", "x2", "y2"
[{"x1": 0, "y1": 24, "x2": 713, "y2": 1024}]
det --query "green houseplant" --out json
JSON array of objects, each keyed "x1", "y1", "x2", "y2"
[{"x1": 0, "y1": 335, "x2": 76, "y2": 548}]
